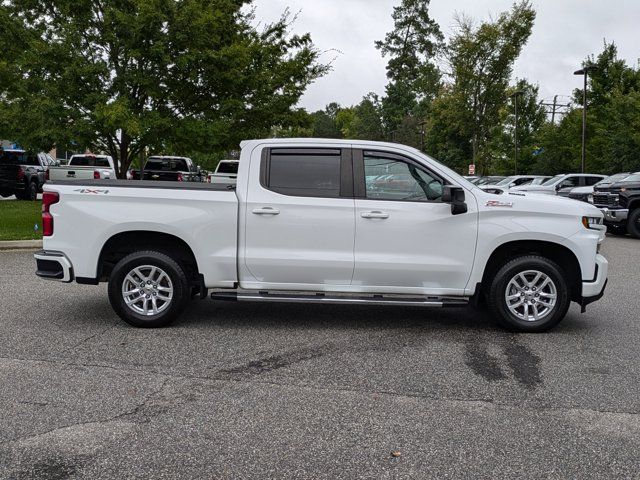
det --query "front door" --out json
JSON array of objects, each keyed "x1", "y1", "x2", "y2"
[
  {"x1": 243, "y1": 147, "x2": 355, "y2": 290},
  {"x1": 352, "y1": 150, "x2": 478, "y2": 295}
]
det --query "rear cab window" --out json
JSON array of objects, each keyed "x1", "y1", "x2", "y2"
[
  {"x1": 261, "y1": 148, "x2": 349, "y2": 198},
  {"x1": 145, "y1": 158, "x2": 189, "y2": 171}
]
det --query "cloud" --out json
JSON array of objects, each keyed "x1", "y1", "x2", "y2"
[{"x1": 252, "y1": 0, "x2": 640, "y2": 110}]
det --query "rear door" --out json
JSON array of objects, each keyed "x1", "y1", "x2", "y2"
[
  {"x1": 352, "y1": 149, "x2": 478, "y2": 295},
  {"x1": 243, "y1": 147, "x2": 355, "y2": 289}
]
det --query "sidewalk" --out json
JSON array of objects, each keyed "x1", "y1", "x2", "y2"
[{"x1": 0, "y1": 239, "x2": 42, "y2": 250}]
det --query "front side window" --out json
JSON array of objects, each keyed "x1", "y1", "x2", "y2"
[
  {"x1": 266, "y1": 149, "x2": 341, "y2": 198},
  {"x1": 557, "y1": 176, "x2": 578, "y2": 189},
  {"x1": 364, "y1": 154, "x2": 443, "y2": 202}
]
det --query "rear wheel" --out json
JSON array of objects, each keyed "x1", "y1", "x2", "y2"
[
  {"x1": 17, "y1": 182, "x2": 38, "y2": 201},
  {"x1": 487, "y1": 255, "x2": 571, "y2": 332},
  {"x1": 627, "y1": 209, "x2": 640, "y2": 239},
  {"x1": 108, "y1": 250, "x2": 191, "y2": 328}
]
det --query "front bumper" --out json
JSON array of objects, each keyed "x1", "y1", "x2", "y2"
[
  {"x1": 599, "y1": 207, "x2": 628, "y2": 224},
  {"x1": 34, "y1": 250, "x2": 74, "y2": 283},
  {"x1": 581, "y1": 253, "x2": 608, "y2": 299}
]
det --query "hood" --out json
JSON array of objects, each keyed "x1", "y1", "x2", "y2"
[
  {"x1": 477, "y1": 189, "x2": 602, "y2": 218},
  {"x1": 510, "y1": 184, "x2": 554, "y2": 193},
  {"x1": 569, "y1": 186, "x2": 593, "y2": 194}
]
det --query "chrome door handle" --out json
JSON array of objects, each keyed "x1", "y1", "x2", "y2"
[
  {"x1": 361, "y1": 211, "x2": 389, "y2": 219},
  {"x1": 252, "y1": 207, "x2": 280, "y2": 215}
]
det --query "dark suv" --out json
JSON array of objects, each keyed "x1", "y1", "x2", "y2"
[
  {"x1": 0, "y1": 150, "x2": 57, "y2": 200},
  {"x1": 590, "y1": 172, "x2": 640, "y2": 238}
]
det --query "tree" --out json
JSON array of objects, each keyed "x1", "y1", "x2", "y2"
[
  {"x1": 430, "y1": 1, "x2": 535, "y2": 173},
  {"x1": 0, "y1": 0, "x2": 328, "y2": 177},
  {"x1": 375, "y1": 0, "x2": 443, "y2": 138}
]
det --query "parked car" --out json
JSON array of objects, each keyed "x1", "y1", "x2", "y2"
[
  {"x1": 474, "y1": 176, "x2": 507, "y2": 186},
  {"x1": 589, "y1": 172, "x2": 640, "y2": 237},
  {"x1": 35, "y1": 138, "x2": 607, "y2": 333},
  {"x1": 0, "y1": 149, "x2": 56, "y2": 200},
  {"x1": 48, "y1": 154, "x2": 116, "y2": 181},
  {"x1": 130, "y1": 156, "x2": 202, "y2": 182},
  {"x1": 480, "y1": 175, "x2": 552, "y2": 194},
  {"x1": 568, "y1": 173, "x2": 632, "y2": 203},
  {"x1": 512, "y1": 173, "x2": 606, "y2": 196},
  {"x1": 207, "y1": 160, "x2": 239, "y2": 184}
]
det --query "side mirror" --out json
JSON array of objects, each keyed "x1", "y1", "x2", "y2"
[{"x1": 442, "y1": 185, "x2": 468, "y2": 215}]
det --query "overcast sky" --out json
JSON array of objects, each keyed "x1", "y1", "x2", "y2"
[{"x1": 253, "y1": 0, "x2": 640, "y2": 111}]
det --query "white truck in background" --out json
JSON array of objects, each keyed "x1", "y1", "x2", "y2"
[
  {"x1": 207, "y1": 160, "x2": 239, "y2": 184},
  {"x1": 34, "y1": 138, "x2": 608, "y2": 332},
  {"x1": 48, "y1": 154, "x2": 116, "y2": 181}
]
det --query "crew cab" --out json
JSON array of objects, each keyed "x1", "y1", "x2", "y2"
[
  {"x1": 130, "y1": 155, "x2": 202, "y2": 182},
  {"x1": 49, "y1": 154, "x2": 116, "y2": 181},
  {"x1": 0, "y1": 149, "x2": 56, "y2": 200},
  {"x1": 589, "y1": 171, "x2": 640, "y2": 238},
  {"x1": 34, "y1": 139, "x2": 608, "y2": 332}
]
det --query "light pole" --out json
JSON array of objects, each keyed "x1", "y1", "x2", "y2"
[
  {"x1": 574, "y1": 65, "x2": 596, "y2": 173},
  {"x1": 509, "y1": 90, "x2": 523, "y2": 175}
]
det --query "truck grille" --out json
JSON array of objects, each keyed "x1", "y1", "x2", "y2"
[{"x1": 592, "y1": 193, "x2": 619, "y2": 207}]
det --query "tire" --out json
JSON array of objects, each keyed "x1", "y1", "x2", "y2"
[
  {"x1": 627, "y1": 209, "x2": 640, "y2": 239},
  {"x1": 18, "y1": 182, "x2": 38, "y2": 201},
  {"x1": 0, "y1": 191, "x2": 12, "y2": 198},
  {"x1": 486, "y1": 255, "x2": 571, "y2": 332},
  {"x1": 108, "y1": 250, "x2": 191, "y2": 328},
  {"x1": 607, "y1": 224, "x2": 627, "y2": 236}
]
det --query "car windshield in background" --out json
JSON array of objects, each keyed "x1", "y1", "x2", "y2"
[
  {"x1": 217, "y1": 162, "x2": 238, "y2": 174},
  {"x1": 71, "y1": 155, "x2": 110, "y2": 167},
  {"x1": 528, "y1": 177, "x2": 548, "y2": 185},
  {"x1": 495, "y1": 176, "x2": 517, "y2": 186},
  {"x1": 145, "y1": 158, "x2": 188, "y2": 171},
  {"x1": 598, "y1": 173, "x2": 631, "y2": 185},
  {"x1": 542, "y1": 175, "x2": 563, "y2": 186},
  {"x1": 620, "y1": 173, "x2": 640, "y2": 182}
]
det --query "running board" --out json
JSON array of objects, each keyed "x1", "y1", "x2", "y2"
[{"x1": 210, "y1": 291, "x2": 468, "y2": 308}]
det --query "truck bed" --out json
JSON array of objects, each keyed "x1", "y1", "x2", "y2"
[{"x1": 47, "y1": 179, "x2": 234, "y2": 190}]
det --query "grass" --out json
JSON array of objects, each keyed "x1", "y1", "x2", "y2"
[{"x1": 0, "y1": 200, "x2": 43, "y2": 241}]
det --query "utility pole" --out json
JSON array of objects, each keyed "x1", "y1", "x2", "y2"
[
  {"x1": 574, "y1": 65, "x2": 596, "y2": 173},
  {"x1": 551, "y1": 95, "x2": 558, "y2": 124},
  {"x1": 509, "y1": 90, "x2": 523, "y2": 175}
]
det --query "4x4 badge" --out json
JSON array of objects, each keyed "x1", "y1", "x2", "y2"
[
  {"x1": 486, "y1": 200, "x2": 513, "y2": 207},
  {"x1": 73, "y1": 189, "x2": 109, "y2": 194}
]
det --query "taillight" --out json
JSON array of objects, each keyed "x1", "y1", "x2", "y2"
[
  {"x1": 45, "y1": 168, "x2": 50, "y2": 181},
  {"x1": 17, "y1": 167, "x2": 25, "y2": 181},
  {"x1": 177, "y1": 173, "x2": 183, "y2": 182},
  {"x1": 93, "y1": 170, "x2": 100, "y2": 179},
  {"x1": 42, "y1": 191, "x2": 59, "y2": 237}
]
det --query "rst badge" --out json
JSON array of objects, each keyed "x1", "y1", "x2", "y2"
[{"x1": 485, "y1": 200, "x2": 513, "y2": 208}]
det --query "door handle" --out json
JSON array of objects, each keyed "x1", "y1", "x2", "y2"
[
  {"x1": 361, "y1": 211, "x2": 389, "y2": 219},
  {"x1": 252, "y1": 207, "x2": 280, "y2": 215}
]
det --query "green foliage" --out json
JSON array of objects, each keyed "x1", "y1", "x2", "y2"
[
  {"x1": 0, "y1": 0, "x2": 328, "y2": 177},
  {"x1": 0, "y1": 201, "x2": 42, "y2": 240}
]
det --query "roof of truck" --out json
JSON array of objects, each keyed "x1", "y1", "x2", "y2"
[{"x1": 240, "y1": 138, "x2": 415, "y2": 150}]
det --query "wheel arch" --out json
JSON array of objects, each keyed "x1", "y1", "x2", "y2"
[
  {"x1": 97, "y1": 231, "x2": 201, "y2": 285},
  {"x1": 480, "y1": 240, "x2": 583, "y2": 301}
]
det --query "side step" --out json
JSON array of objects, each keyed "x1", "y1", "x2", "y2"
[{"x1": 210, "y1": 291, "x2": 468, "y2": 308}]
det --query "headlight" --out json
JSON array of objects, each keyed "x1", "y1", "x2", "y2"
[
  {"x1": 587, "y1": 194, "x2": 594, "y2": 204},
  {"x1": 582, "y1": 216, "x2": 603, "y2": 230}
]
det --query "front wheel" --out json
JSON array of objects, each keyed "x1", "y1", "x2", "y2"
[
  {"x1": 627, "y1": 209, "x2": 640, "y2": 239},
  {"x1": 108, "y1": 250, "x2": 191, "y2": 327},
  {"x1": 486, "y1": 255, "x2": 571, "y2": 332}
]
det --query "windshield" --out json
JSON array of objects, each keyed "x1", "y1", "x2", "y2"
[
  {"x1": 542, "y1": 175, "x2": 563, "y2": 186},
  {"x1": 495, "y1": 176, "x2": 517, "y2": 186},
  {"x1": 216, "y1": 162, "x2": 238, "y2": 174},
  {"x1": 620, "y1": 173, "x2": 640, "y2": 182},
  {"x1": 598, "y1": 173, "x2": 631, "y2": 185},
  {"x1": 145, "y1": 157, "x2": 189, "y2": 171}
]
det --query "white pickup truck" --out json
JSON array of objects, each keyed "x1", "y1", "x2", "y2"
[
  {"x1": 34, "y1": 139, "x2": 608, "y2": 332},
  {"x1": 48, "y1": 154, "x2": 116, "y2": 181}
]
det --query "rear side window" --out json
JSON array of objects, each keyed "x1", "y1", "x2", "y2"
[
  {"x1": 585, "y1": 176, "x2": 603, "y2": 186},
  {"x1": 0, "y1": 151, "x2": 24, "y2": 164},
  {"x1": 264, "y1": 149, "x2": 342, "y2": 198}
]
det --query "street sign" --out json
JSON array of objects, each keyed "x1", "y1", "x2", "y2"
[{"x1": 468, "y1": 164, "x2": 475, "y2": 175}]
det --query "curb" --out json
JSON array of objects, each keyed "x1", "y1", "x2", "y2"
[{"x1": 0, "y1": 239, "x2": 43, "y2": 251}]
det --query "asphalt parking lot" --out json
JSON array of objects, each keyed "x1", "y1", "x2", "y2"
[{"x1": 0, "y1": 238, "x2": 638, "y2": 479}]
